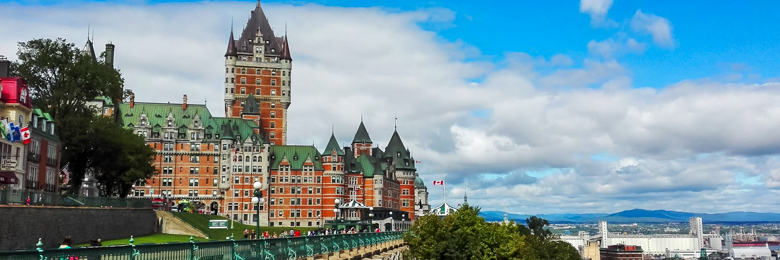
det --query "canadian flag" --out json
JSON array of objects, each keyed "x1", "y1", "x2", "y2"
[
  {"x1": 433, "y1": 180, "x2": 444, "y2": 186},
  {"x1": 415, "y1": 160, "x2": 421, "y2": 164},
  {"x1": 20, "y1": 126, "x2": 30, "y2": 144}
]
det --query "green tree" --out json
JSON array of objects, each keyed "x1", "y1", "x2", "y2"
[
  {"x1": 526, "y1": 215, "x2": 553, "y2": 240},
  {"x1": 405, "y1": 205, "x2": 524, "y2": 260},
  {"x1": 11, "y1": 38, "x2": 154, "y2": 196}
]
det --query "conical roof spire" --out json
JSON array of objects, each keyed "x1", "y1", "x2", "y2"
[
  {"x1": 225, "y1": 23, "x2": 238, "y2": 57},
  {"x1": 280, "y1": 30, "x2": 292, "y2": 60},
  {"x1": 324, "y1": 131, "x2": 344, "y2": 156},
  {"x1": 352, "y1": 120, "x2": 372, "y2": 144}
]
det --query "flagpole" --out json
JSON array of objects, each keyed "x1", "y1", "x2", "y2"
[{"x1": 443, "y1": 182, "x2": 446, "y2": 204}]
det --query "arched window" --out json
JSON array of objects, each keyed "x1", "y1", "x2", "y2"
[
  {"x1": 238, "y1": 156, "x2": 243, "y2": 162},
  {"x1": 270, "y1": 112, "x2": 276, "y2": 118},
  {"x1": 241, "y1": 68, "x2": 246, "y2": 74},
  {"x1": 271, "y1": 90, "x2": 276, "y2": 96},
  {"x1": 256, "y1": 79, "x2": 261, "y2": 85},
  {"x1": 240, "y1": 78, "x2": 246, "y2": 84},
  {"x1": 270, "y1": 132, "x2": 275, "y2": 138},
  {"x1": 253, "y1": 156, "x2": 257, "y2": 162},
  {"x1": 271, "y1": 79, "x2": 276, "y2": 86},
  {"x1": 245, "y1": 156, "x2": 250, "y2": 162},
  {"x1": 270, "y1": 122, "x2": 275, "y2": 128},
  {"x1": 256, "y1": 69, "x2": 261, "y2": 75}
]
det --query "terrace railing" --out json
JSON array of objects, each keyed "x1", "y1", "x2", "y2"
[
  {"x1": 0, "y1": 184, "x2": 151, "y2": 208},
  {"x1": 0, "y1": 232, "x2": 404, "y2": 260}
]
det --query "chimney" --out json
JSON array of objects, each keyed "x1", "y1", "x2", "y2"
[
  {"x1": 129, "y1": 93, "x2": 135, "y2": 108},
  {"x1": 183, "y1": 95, "x2": 188, "y2": 110},
  {"x1": 0, "y1": 55, "x2": 9, "y2": 77},
  {"x1": 105, "y1": 42, "x2": 115, "y2": 67}
]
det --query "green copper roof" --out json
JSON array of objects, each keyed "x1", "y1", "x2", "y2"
[
  {"x1": 117, "y1": 102, "x2": 262, "y2": 143},
  {"x1": 270, "y1": 145, "x2": 324, "y2": 170},
  {"x1": 323, "y1": 133, "x2": 344, "y2": 156},
  {"x1": 352, "y1": 121, "x2": 372, "y2": 143},
  {"x1": 356, "y1": 154, "x2": 383, "y2": 178},
  {"x1": 94, "y1": 96, "x2": 114, "y2": 106},
  {"x1": 414, "y1": 176, "x2": 425, "y2": 188}
]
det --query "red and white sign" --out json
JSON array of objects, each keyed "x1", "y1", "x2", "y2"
[{"x1": 433, "y1": 180, "x2": 444, "y2": 186}]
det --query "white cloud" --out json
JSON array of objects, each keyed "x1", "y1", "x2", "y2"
[
  {"x1": 0, "y1": 1, "x2": 777, "y2": 214},
  {"x1": 587, "y1": 37, "x2": 646, "y2": 59},
  {"x1": 579, "y1": 0, "x2": 617, "y2": 27},
  {"x1": 630, "y1": 10, "x2": 674, "y2": 48}
]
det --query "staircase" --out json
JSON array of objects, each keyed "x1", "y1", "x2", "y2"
[{"x1": 155, "y1": 211, "x2": 207, "y2": 238}]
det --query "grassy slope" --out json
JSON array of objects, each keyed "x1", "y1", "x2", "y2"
[
  {"x1": 76, "y1": 234, "x2": 208, "y2": 247},
  {"x1": 171, "y1": 212, "x2": 316, "y2": 240}
]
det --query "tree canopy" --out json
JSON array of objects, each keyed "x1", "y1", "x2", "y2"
[
  {"x1": 11, "y1": 38, "x2": 155, "y2": 197},
  {"x1": 404, "y1": 205, "x2": 580, "y2": 260}
]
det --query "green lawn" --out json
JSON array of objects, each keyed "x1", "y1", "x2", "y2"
[
  {"x1": 171, "y1": 212, "x2": 316, "y2": 240},
  {"x1": 76, "y1": 234, "x2": 208, "y2": 247}
]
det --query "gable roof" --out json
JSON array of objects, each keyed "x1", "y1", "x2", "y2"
[
  {"x1": 352, "y1": 121, "x2": 372, "y2": 144},
  {"x1": 270, "y1": 145, "x2": 324, "y2": 170}
]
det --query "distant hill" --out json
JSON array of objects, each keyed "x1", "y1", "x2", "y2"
[{"x1": 479, "y1": 209, "x2": 780, "y2": 223}]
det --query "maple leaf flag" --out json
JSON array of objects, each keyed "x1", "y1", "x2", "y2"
[
  {"x1": 21, "y1": 126, "x2": 31, "y2": 144},
  {"x1": 433, "y1": 180, "x2": 444, "y2": 186},
  {"x1": 415, "y1": 160, "x2": 421, "y2": 163}
]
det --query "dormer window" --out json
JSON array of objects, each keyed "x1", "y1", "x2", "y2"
[
  {"x1": 397, "y1": 152, "x2": 401, "y2": 158},
  {"x1": 271, "y1": 48, "x2": 275, "y2": 53},
  {"x1": 168, "y1": 120, "x2": 172, "y2": 126},
  {"x1": 293, "y1": 155, "x2": 298, "y2": 161}
]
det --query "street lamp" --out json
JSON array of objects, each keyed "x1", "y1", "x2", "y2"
[
  {"x1": 368, "y1": 207, "x2": 374, "y2": 231},
  {"x1": 334, "y1": 198, "x2": 341, "y2": 232},
  {"x1": 402, "y1": 214, "x2": 406, "y2": 231},
  {"x1": 251, "y1": 181, "x2": 265, "y2": 239},
  {"x1": 389, "y1": 211, "x2": 393, "y2": 231}
]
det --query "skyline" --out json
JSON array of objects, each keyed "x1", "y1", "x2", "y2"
[{"x1": 1, "y1": 0, "x2": 779, "y2": 214}]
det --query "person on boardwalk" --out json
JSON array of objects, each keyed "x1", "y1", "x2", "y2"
[
  {"x1": 251, "y1": 229, "x2": 256, "y2": 239},
  {"x1": 59, "y1": 237, "x2": 72, "y2": 249}
]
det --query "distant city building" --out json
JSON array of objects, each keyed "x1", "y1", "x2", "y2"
[
  {"x1": 600, "y1": 244, "x2": 643, "y2": 260},
  {"x1": 569, "y1": 217, "x2": 724, "y2": 258}
]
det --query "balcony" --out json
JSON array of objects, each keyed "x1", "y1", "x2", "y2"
[
  {"x1": 27, "y1": 152, "x2": 40, "y2": 162},
  {"x1": 46, "y1": 158, "x2": 58, "y2": 167}
]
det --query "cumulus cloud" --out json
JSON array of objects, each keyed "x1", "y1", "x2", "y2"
[
  {"x1": 0, "y1": 1, "x2": 777, "y2": 214},
  {"x1": 587, "y1": 37, "x2": 646, "y2": 59},
  {"x1": 630, "y1": 10, "x2": 675, "y2": 48},
  {"x1": 579, "y1": 0, "x2": 617, "y2": 27}
]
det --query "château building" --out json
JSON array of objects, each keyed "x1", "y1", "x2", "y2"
[{"x1": 120, "y1": 1, "x2": 430, "y2": 228}]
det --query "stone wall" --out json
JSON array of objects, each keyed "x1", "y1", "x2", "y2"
[{"x1": 0, "y1": 206, "x2": 158, "y2": 251}]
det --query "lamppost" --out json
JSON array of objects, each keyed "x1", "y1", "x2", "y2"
[
  {"x1": 368, "y1": 207, "x2": 374, "y2": 231},
  {"x1": 389, "y1": 211, "x2": 393, "y2": 232},
  {"x1": 402, "y1": 214, "x2": 406, "y2": 231},
  {"x1": 250, "y1": 181, "x2": 265, "y2": 238},
  {"x1": 333, "y1": 198, "x2": 341, "y2": 231}
]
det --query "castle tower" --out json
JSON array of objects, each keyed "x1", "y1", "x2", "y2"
[{"x1": 224, "y1": 0, "x2": 292, "y2": 145}]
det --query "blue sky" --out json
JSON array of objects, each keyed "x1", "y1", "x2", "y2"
[{"x1": 3, "y1": 0, "x2": 780, "y2": 214}]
